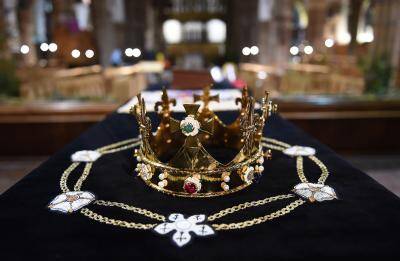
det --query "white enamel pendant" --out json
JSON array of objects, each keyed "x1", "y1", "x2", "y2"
[
  {"x1": 283, "y1": 146, "x2": 316, "y2": 157},
  {"x1": 293, "y1": 183, "x2": 337, "y2": 202},
  {"x1": 48, "y1": 191, "x2": 95, "y2": 213},
  {"x1": 154, "y1": 213, "x2": 214, "y2": 247},
  {"x1": 71, "y1": 150, "x2": 101, "y2": 162}
]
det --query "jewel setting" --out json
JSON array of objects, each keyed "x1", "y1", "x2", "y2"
[
  {"x1": 180, "y1": 115, "x2": 200, "y2": 136},
  {"x1": 136, "y1": 163, "x2": 153, "y2": 181},
  {"x1": 183, "y1": 176, "x2": 202, "y2": 194}
]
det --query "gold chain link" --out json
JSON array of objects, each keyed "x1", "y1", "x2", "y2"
[
  {"x1": 262, "y1": 143, "x2": 286, "y2": 151},
  {"x1": 309, "y1": 155, "x2": 330, "y2": 184},
  {"x1": 73, "y1": 162, "x2": 93, "y2": 191},
  {"x1": 60, "y1": 162, "x2": 80, "y2": 193},
  {"x1": 100, "y1": 141, "x2": 141, "y2": 155},
  {"x1": 80, "y1": 208, "x2": 157, "y2": 229},
  {"x1": 262, "y1": 137, "x2": 291, "y2": 148},
  {"x1": 97, "y1": 138, "x2": 140, "y2": 153},
  {"x1": 208, "y1": 194, "x2": 295, "y2": 221},
  {"x1": 94, "y1": 200, "x2": 165, "y2": 221},
  {"x1": 296, "y1": 156, "x2": 308, "y2": 183},
  {"x1": 211, "y1": 199, "x2": 305, "y2": 230}
]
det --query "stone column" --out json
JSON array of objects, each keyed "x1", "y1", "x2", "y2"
[
  {"x1": 124, "y1": 0, "x2": 146, "y2": 50},
  {"x1": 92, "y1": 0, "x2": 118, "y2": 67},
  {"x1": 306, "y1": 0, "x2": 328, "y2": 49},
  {"x1": 257, "y1": 0, "x2": 292, "y2": 67},
  {"x1": 18, "y1": 0, "x2": 38, "y2": 66},
  {"x1": 226, "y1": 0, "x2": 259, "y2": 62}
]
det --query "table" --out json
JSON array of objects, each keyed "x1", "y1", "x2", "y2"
[{"x1": 0, "y1": 112, "x2": 399, "y2": 259}]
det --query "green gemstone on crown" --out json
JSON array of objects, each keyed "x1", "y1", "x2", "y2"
[{"x1": 182, "y1": 123, "x2": 194, "y2": 134}]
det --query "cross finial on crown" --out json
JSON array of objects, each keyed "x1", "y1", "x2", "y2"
[{"x1": 194, "y1": 85, "x2": 219, "y2": 110}]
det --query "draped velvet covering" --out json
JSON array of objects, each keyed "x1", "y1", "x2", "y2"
[{"x1": 0, "y1": 112, "x2": 399, "y2": 260}]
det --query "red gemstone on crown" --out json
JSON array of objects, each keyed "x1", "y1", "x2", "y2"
[{"x1": 184, "y1": 182, "x2": 198, "y2": 194}]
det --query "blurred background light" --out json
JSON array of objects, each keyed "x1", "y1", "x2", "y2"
[
  {"x1": 210, "y1": 66, "x2": 224, "y2": 83},
  {"x1": 132, "y1": 48, "x2": 141, "y2": 58},
  {"x1": 20, "y1": 45, "x2": 30, "y2": 54},
  {"x1": 257, "y1": 71, "x2": 268, "y2": 80},
  {"x1": 71, "y1": 49, "x2": 80, "y2": 58},
  {"x1": 250, "y1": 46, "x2": 259, "y2": 55},
  {"x1": 163, "y1": 19, "x2": 182, "y2": 44},
  {"x1": 324, "y1": 39, "x2": 334, "y2": 48},
  {"x1": 304, "y1": 45, "x2": 313, "y2": 55},
  {"x1": 85, "y1": 49, "x2": 94, "y2": 58},
  {"x1": 206, "y1": 19, "x2": 226, "y2": 43},
  {"x1": 242, "y1": 47, "x2": 251, "y2": 56},
  {"x1": 289, "y1": 46, "x2": 299, "y2": 55},
  {"x1": 48, "y1": 43, "x2": 58, "y2": 52},
  {"x1": 125, "y1": 48, "x2": 133, "y2": 57},
  {"x1": 40, "y1": 43, "x2": 49, "y2": 52}
]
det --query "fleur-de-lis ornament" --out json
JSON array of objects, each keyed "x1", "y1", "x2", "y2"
[
  {"x1": 235, "y1": 85, "x2": 250, "y2": 112},
  {"x1": 155, "y1": 87, "x2": 176, "y2": 118},
  {"x1": 194, "y1": 85, "x2": 219, "y2": 116}
]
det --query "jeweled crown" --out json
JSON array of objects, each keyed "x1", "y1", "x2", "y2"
[{"x1": 131, "y1": 86, "x2": 277, "y2": 197}]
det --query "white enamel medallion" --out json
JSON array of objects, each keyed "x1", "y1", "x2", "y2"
[
  {"x1": 293, "y1": 183, "x2": 337, "y2": 202},
  {"x1": 283, "y1": 146, "x2": 316, "y2": 157},
  {"x1": 71, "y1": 150, "x2": 101, "y2": 162},
  {"x1": 154, "y1": 213, "x2": 214, "y2": 247},
  {"x1": 48, "y1": 191, "x2": 95, "y2": 213}
]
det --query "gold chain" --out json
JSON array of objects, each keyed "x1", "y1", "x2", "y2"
[
  {"x1": 94, "y1": 200, "x2": 165, "y2": 221},
  {"x1": 310, "y1": 155, "x2": 330, "y2": 184},
  {"x1": 262, "y1": 143, "x2": 286, "y2": 151},
  {"x1": 57, "y1": 136, "x2": 329, "y2": 231},
  {"x1": 212, "y1": 199, "x2": 305, "y2": 230},
  {"x1": 262, "y1": 137, "x2": 291, "y2": 148},
  {"x1": 60, "y1": 162, "x2": 80, "y2": 193},
  {"x1": 100, "y1": 141, "x2": 141, "y2": 155},
  {"x1": 73, "y1": 162, "x2": 93, "y2": 191},
  {"x1": 97, "y1": 138, "x2": 140, "y2": 153},
  {"x1": 208, "y1": 194, "x2": 295, "y2": 221},
  {"x1": 296, "y1": 156, "x2": 308, "y2": 183},
  {"x1": 80, "y1": 208, "x2": 157, "y2": 229}
]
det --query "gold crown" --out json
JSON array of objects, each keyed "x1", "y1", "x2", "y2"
[{"x1": 131, "y1": 86, "x2": 277, "y2": 197}]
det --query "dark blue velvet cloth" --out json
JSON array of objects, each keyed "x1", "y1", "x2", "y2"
[{"x1": 0, "y1": 112, "x2": 399, "y2": 260}]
